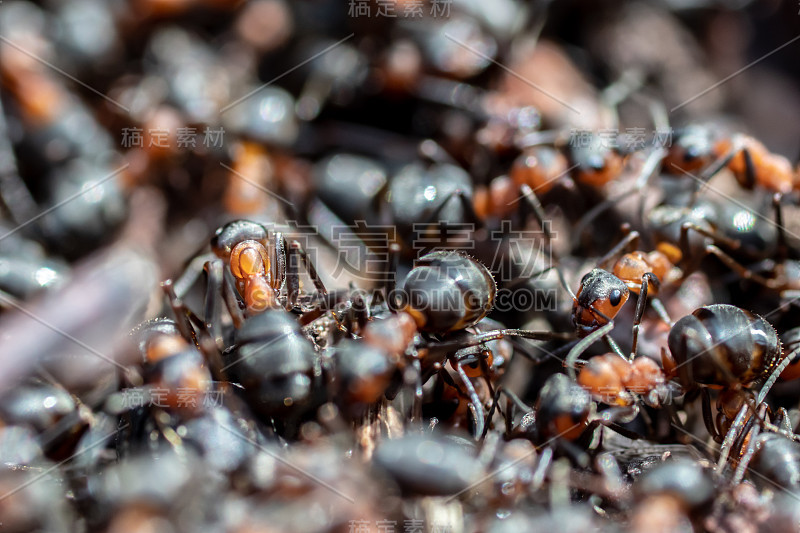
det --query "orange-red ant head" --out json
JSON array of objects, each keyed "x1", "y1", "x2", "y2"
[
  {"x1": 510, "y1": 146, "x2": 569, "y2": 195},
  {"x1": 143, "y1": 333, "x2": 211, "y2": 413},
  {"x1": 144, "y1": 333, "x2": 190, "y2": 365},
  {"x1": 363, "y1": 313, "x2": 417, "y2": 358},
  {"x1": 574, "y1": 151, "x2": 624, "y2": 188},
  {"x1": 571, "y1": 269, "x2": 629, "y2": 337},
  {"x1": 664, "y1": 124, "x2": 717, "y2": 174},
  {"x1": 230, "y1": 240, "x2": 270, "y2": 280},
  {"x1": 459, "y1": 351, "x2": 494, "y2": 378},
  {"x1": 473, "y1": 175, "x2": 519, "y2": 220}
]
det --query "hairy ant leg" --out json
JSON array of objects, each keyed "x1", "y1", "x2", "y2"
[
  {"x1": 286, "y1": 239, "x2": 328, "y2": 310},
  {"x1": 630, "y1": 273, "x2": 658, "y2": 356},
  {"x1": 566, "y1": 321, "x2": 617, "y2": 380},
  {"x1": 203, "y1": 260, "x2": 224, "y2": 347}
]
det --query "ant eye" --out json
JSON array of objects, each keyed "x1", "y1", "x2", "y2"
[{"x1": 609, "y1": 289, "x2": 622, "y2": 307}]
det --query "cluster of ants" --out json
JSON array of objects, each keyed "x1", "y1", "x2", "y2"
[{"x1": 3, "y1": 0, "x2": 800, "y2": 532}]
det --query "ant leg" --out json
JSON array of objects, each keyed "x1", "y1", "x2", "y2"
[
  {"x1": 681, "y1": 222, "x2": 742, "y2": 256},
  {"x1": 774, "y1": 407, "x2": 793, "y2": 433},
  {"x1": 700, "y1": 388, "x2": 721, "y2": 442},
  {"x1": 482, "y1": 388, "x2": 504, "y2": 439},
  {"x1": 705, "y1": 245, "x2": 794, "y2": 291},
  {"x1": 733, "y1": 432, "x2": 771, "y2": 485},
  {"x1": 584, "y1": 416, "x2": 643, "y2": 441},
  {"x1": 433, "y1": 329, "x2": 573, "y2": 354},
  {"x1": 479, "y1": 356, "x2": 495, "y2": 399},
  {"x1": 496, "y1": 387, "x2": 533, "y2": 414},
  {"x1": 518, "y1": 184, "x2": 554, "y2": 241},
  {"x1": 557, "y1": 439, "x2": 590, "y2": 469},
  {"x1": 684, "y1": 141, "x2": 742, "y2": 204},
  {"x1": 597, "y1": 230, "x2": 641, "y2": 270},
  {"x1": 531, "y1": 446, "x2": 553, "y2": 490},
  {"x1": 286, "y1": 240, "x2": 329, "y2": 309},
  {"x1": 203, "y1": 260, "x2": 224, "y2": 347},
  {"x1": 481, "y1": 386, "x2": 525, "y2": 439},
  {"x1": 664, "y1": 400, "x2": 687, "y2": 434},
  {"x1": 741, "y1": 147, "x2": 757, "y2": 189},
  {"x1": 757, "y1": 346, "x2": 800, "y2": 404},
  {"x1": 631, "y1": 273, "x2": 657, "y2": 356},
  {"x1": 732, "y1": 417, "x2": 765, "y2": 484},
  {"x1": 221, "y1": 269, "x2": 246, "y2": 329},
  {"x1": 773, "y1": 193, "x2": 788, "y2": 262},
  {"x1": 717, "y1": 403, "x2": 750, "y2": 471},
  {"x1": 566, "y1": 321, "x2": 616, "y2": 380},
  {"x1": 650, "y1": 297, "x2": 673, "y2": 326},
  {"x1": 600, "y1": 70, "x2": 645, "y2": 123},
  {"x1": 455, "y1": 360, "x2": 485, "y2": 439},
  {"x1": 731, "y1": 403, "x2": 763, "y2": 459},
  {"x1": 173, "y1": 252, "x2": 217, "y2": 299},
  {"x1": 273, "y1": 232, "x2": 287, "y2": 291},
  {"x1": 192, "y1": 262, "x2": 227, "y2": 383},
  {"x1": 161, "y1": 280, "x2": 197, "y2": 343},
  {"x1": 605, "y1": 336, "x2": 626, "y2": 360}
]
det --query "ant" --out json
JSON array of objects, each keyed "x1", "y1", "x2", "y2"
[
  {"x1": 568, "y1": 255, "x2": 667, "y2": 360},
  {"x1": 658, "y1": 126, "x2": 800, "y2": 290},
  {"x1": 310, "y1": 140, "x2": 481, "y2": 257},
  {"x1": 731, "y1": 412, "x2": 800, "y2": 495},
  {"x1": 631, "y1": 458, "x2": 716, "y2": 532},
  {"x1": 373, "y1": 433, "x2": 485, "y2": 497},
  {"x1": 665, "y1": 125, "x2": 798, "y2": 200},
  {"x1": 224, "y1": 309, "x2": 325, "y2": 431},
  {"x1": 568, "y1": 304, "x2": 800, "y2": 459},
  {"x1": 207, "y1": 219, "x2": 328, "y2": 318},
  {"x1": 481, "y1": 373, "x2": 644, "y2": 490},
  {"x1": 117, "y1": 318, "x2": 237, "y2": 456},
  {"x1": 354, "y1": 250, "x2": 573, "y2": 438}
]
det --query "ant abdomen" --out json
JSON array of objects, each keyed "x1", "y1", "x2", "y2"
[
  {"x1": 667, "y1": 304, "x2": 782, "y2": 388},
  {"x1": 401, "y1": 250, "x2": 496, "y2": 333}
]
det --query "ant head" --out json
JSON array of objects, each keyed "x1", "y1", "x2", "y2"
[
  {"x1": 536, "y1": 374, "x2": 591, "y2": 441},
  {"x1": 144, "y1": 333, "x2": 190, "y2": 365},
  {"x1": 230, "y1": 240, "x2": 270, "y2": 280},
  {"x1": 570, "y1": 135, "x2": 624, "y2": 187},
  {"x1": 510, "y1": 146, "x2": 568, "y2": 195},
  {"x1": 664, "y1": 124, "x2": 718, "y2": 174},
  {"x1": 211, "y1": 219, "x2": 269, "y2": 259},
  {"x1": 571, "y1": 269, "x2": 629, "y2": 337}
]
